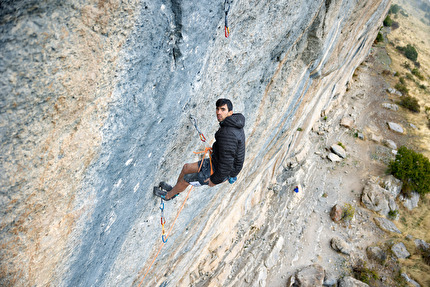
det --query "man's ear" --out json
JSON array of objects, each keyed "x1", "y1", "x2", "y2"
[{"x1": 228, "y1": 110, "x2": 233, "y2": 116}]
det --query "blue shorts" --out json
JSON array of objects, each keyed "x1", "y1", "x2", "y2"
[{"x1": 183, "y1": 158, "x2": 213, "y2": 187}]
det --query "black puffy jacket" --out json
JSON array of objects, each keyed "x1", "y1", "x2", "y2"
[{"x1": 210, "y1": 113, "x2": 246, "y2": 184}]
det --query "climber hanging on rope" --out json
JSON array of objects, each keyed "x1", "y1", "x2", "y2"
[{"x1": 153, "y1": 98, "x2": 246, "y2": 200}]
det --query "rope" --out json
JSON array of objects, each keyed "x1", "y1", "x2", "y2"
[{"x1": 137, "y1": 147, "x2": 212, "y2": 287}]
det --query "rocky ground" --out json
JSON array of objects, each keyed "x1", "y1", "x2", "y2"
[{"x1": 280, "y1": 23, "x2": 430, "y2": 287}]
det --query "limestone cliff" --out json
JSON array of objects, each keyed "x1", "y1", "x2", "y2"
[{"x1": 0, "y1": 0, "x2": 390, "y2": 286}]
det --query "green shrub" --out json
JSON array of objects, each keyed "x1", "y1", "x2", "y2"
[
  {"x1": 389, "y1": 4, "x2": 401, "y2": 14},
  {"x1": 399, "y1": 96, "x2": 420, "y2": 113},
  {"x1": 397, "y1": 45, "x2": 418, "y2": 62},
  {"x1": 388, "y1": 146, "x2": 430, "y2": 195},
  {"x1": 405, "y1": 73, "x2": 414, "y2": 81},
  {"x1": 352, "y1": 260, "x2": 380, "y2": 284},
  {"x1": 412, "y1": 68, "x2": 425, "y2": 80},
  {"x1": 400, "y1": 10, "x2": 409, "y2": 17},
  {"x1": 383, "y1": 15, "x2": 393, "y2": 26},
  {"x1": 399, "y1": 77, "x2": 406, "y2": 84},
  {"x1": 375, "y1": 32, "x2": 384, "y2": 43},
  {"x1": 394, "y1": 82, "x2": 409, "y2": 95},
  {"x1": 404, "y1": 44, "x2": 418, "y2": 61},
  {"x1": 388, "y1": 209, "x2": 399, "y2": 219},
  {"x1": 342, "y1": 203, "x2": 355, "y2": 222}
]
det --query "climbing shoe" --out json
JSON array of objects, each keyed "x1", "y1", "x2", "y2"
[
  {"x1": 159, "y1": 181, "x2": 173, "y2": 191},
  {"x1": 153, "y1": 186, "x2": 178, "y2": 201}
]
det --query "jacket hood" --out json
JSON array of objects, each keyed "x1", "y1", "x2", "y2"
[{"x1": 221, "y1": 113, "x2": 245, "y2": 129}]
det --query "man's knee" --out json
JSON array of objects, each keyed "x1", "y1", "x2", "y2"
[{"x1": 182, "y1": 162, "x2": 199, "y2": 174}]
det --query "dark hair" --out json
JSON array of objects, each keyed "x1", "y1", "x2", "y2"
[{"x1": 216, "y1": 98, "x2": 233, "y2": 111}]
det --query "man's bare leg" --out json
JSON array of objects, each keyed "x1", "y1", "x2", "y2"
[{"x1": 166, "y1": 162, "x2": 199, "y2": 199}]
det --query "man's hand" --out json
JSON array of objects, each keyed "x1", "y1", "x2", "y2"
[{"x1": 204, "y1": 178, "x2": 216, "y2": 187}]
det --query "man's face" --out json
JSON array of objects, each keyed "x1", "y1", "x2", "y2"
[{"x1": 216, "y1": 104, "x2": 233, "y2": 122}]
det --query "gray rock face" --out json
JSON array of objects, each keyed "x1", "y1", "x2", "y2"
[
  {"x1": 384, "y1": 139, "x2": 398, "y2": 150},
  {"x1": 399, "y1": 192, "x2": 420, "y2": 210},
  {"x1": 415, "y1": 239, "x2": 430, "y2": 250},
  {"x1": 341, "y1": 117, "x2": 354, "y2": 128},
  {"x1": 366, "y1": 246, "x2": 386, "y2": 263},
  {"x1": 387, "y1": 122, "x2": 404, "y2": 134},
  {"x1": 382, "y1": 103, "x2": 399, "y2": 111},
  {"x1": 331, "y1": 144, "x2": 347, "y2": 158},
  {"x1": 401, "y1": 274, "x2": 421, "y2": 287},
  {"x1": 391, "y1": 242, "x2": 410, "y2": 259},
  {"x1": 331, "y1": 237, "x2": 351, "y2": 255},
  {"x1": 294, "y1": 264, "x2": 325, "y2": 287},
  {"x1": 374, "y1": 217, "x2": 401, "y2": 234},
  {"x1": 383, "y1": 175, "x2": 402, "y2": 198},
  {"x1": 0, "y1": 0, "x2": 391, "y2": 285},
  {"x1": 328, "y1": 153, "x2": 342, "y2": 162},
  {"x1": 361, "y1": 181, "x2": 392, "y2": 217},
  {"x1": 338, "y1": 276, "x2": 370, "y2": 287}
]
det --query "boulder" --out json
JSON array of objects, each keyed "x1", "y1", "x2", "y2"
[
  {"x1": 338, "y1": 276, "x2": 370, "y2": 287},
  {"x1": 382, "y1": 103, "x2": 399, "y2": 111},
  {"x1": 392, "y1": 242, "x2": 410, "y2": 259},
  {"x1": 341, "y1": 117, "x2": 354, "y2": 128},
  {"x1": 330, "y1": 204, "x2": 343, "y2": 222},
  {"x1": 366, "y1": 246, "x2": 386, "y2": 263},
  {"x1": 331, "y1": 144, "x2": 346, "y2": 158},
  {"x1": 383, "y1": 139, "x2": 397, "y2": 150},
  {"x1": 294, "y1": 264, "x2": 325, "y2": 287},
  {"x1": 331, "y1": 237, "x2": 351, "y2": 255},
  {"x1": 383, "y1": 175, "x2": 402, "y2": 198},
  {"x1": 370, "y1": 133, "x2": 383, "y2": 143},
  {"x1": 399, "y1": 192, "x2": 420, "y2": 210},
  {"x1": 401, "y1": 273, "x2": 420, "y2": 287},
  {"x1": 387, "y1": 88, "x2": 403, "y2": 96},
  {"x1": 387, "y1": 122, "x2": 404, "y2": 134},
  {"x1": 328, "y1": 153, "x2": 342, "y2": 162},
  {"x1": 361, "y1": 182, "x2": 390, "y2": 216},
  {"x1": 374, "y1": 217, "x2": 401, "y2": 234},
  {"x1": 414, "y1": 239, "x2": 430, "y2": 250}
]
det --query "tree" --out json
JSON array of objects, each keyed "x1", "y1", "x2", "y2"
[
  {"x1": 383, "y1": 15, "x2": 393, "y2": 27},
  {"x1": 404, "y1": 44, "x2": 418, "y2": 61},
  {"x1": 389, "y1": 4, "x2": 401, "y2": 14},
  {"x1": 388, "y1": 146, "x2": 430, "y2": 195}
]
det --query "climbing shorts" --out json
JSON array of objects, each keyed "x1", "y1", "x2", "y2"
[{"x1": 184, "y1": 158, "x2": 214, "y2": 187}]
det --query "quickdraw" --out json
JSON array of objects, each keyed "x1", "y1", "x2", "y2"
[
  {"x1": 160, "y1": 199, "x2": 167, "y2": 243},
  {"x1": 224, "y1": 0, "x2": 231, "y2": 37},
  {"x1": 189, "y1": 115, "x2": 207, "y2": 142}
]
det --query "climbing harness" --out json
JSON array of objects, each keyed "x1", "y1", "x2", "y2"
[
  {"x1": 224, "y1": 0, "x2": 231, "y2": 37},
  {"x1": 189, "y1": 115, "x2": 207, "y2": 142},
  {"x1": 194, "y1": 147, "x2": 214, "y2": 175},
  {"x1": 159, "y1": 199, "x2": 167, "y2": 243}
]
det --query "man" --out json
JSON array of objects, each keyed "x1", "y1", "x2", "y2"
[{"x1": 153, "y1": 98, "x2": 245, "y2": 200}]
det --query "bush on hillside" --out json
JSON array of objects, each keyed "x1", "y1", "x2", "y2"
[
  {"x1": 412, "y1": 68, "x2": 425, "y2": 80},
  {"x1": 391, "y1": 21, "x2": 400, "y2": 29},
  {"x1": 404, "y1": 44, "x2": 418, "y2": 61},
  {"x1": 389, "y1": 4, "x2": 401, "y2": 14},
  {"x1": 383, "y1": 15, "x2": 393, "y2": 26},
  {"x1": 394, "y1": 82, "x2": 409, "y2": 95},
  {"x1": 388, "y1": 146, "x2": 430, "y2": 196},
  {"x1": 399, "y1": 96, "x2": 420, "y2": 113},
  {"x1": 396, "y1": 44, "x2": 418, "y2": 62},
  {"x1": 375, "y1": 32, "x2": 384, "y2": 43}
]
